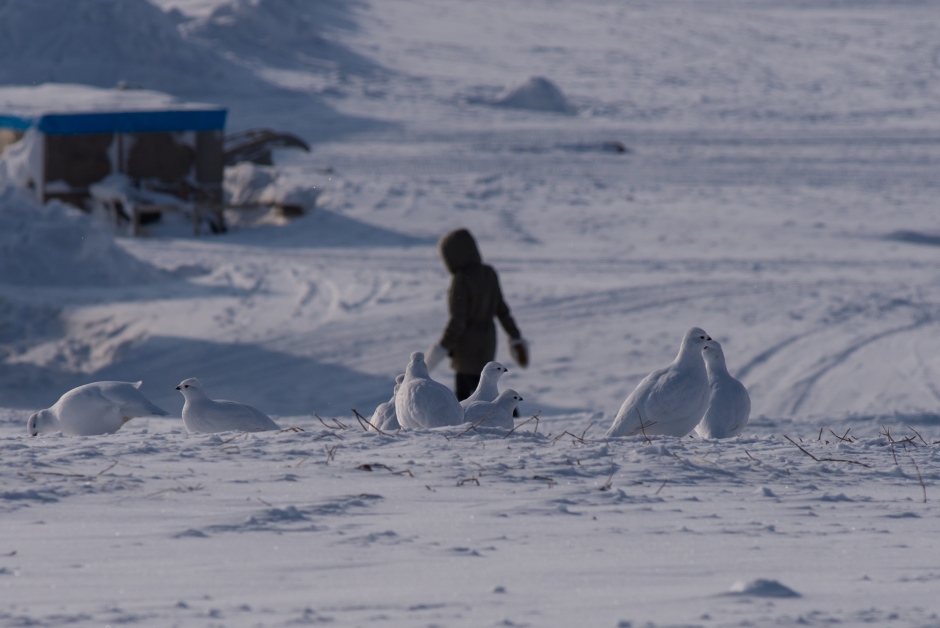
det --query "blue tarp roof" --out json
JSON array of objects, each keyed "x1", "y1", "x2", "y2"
[
  {"x1": 0, "y1": 84, "x2": 226, "y2": 135},
  {"x1": 0, "y1": 108, "x2": 226, "y2": 135}
]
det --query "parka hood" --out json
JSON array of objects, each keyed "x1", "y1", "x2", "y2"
[{"x1": 439, "y1": 228, "x2": 482, "y2": 274}]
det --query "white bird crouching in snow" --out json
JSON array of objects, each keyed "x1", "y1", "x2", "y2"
[
  {"x1": 176, "y1": 378, "x2": 280, "y2": 434},
  {"x1": 27, "y1": 380, "x2": 168, "y2": 436},
  {"x1": 395, "y1": 351, "x2": 464, "y2": 429},
  {"x1": 695, "y1": 340, "x2": 750, "y2": 439},
  {"x1": 460, "y1": 361, "x2": 508, "y2": 409},
  {"x1": 463, "y1": 389, "x2": 523, "y2": 429},
  {"x1": 606, "y1": 327, "x2": 714, "y2": 438},
  {"x1": 370, "y1": 374, "x2": 405, "y2": 432}
]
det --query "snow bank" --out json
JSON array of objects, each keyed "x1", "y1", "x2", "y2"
[
  {"x1": 180, "y1": 0, "x2": 380, "y2": 75},
  {"x1": 0, "y1": 0, "x2": 248, "y2": 96},
  {"x1": 0, "y1": 187, "x2": 162, "y2": 286},
  {"x1": 225, "y1": 162, "x2": 321, "y2": 209},
  {"x1": 493, "y1": 76, "x2": 574, "y2": 114},
  {"x1": 0, "y1": 83, "x2": 224, "y2": 120}
]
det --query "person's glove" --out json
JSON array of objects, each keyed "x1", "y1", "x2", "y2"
[
  {"x1": 425, "y1": 343, "x2": 449, "y2": 371},
  {"x1": 509, "y1": 337, "x2": 529, "y2": 369}
]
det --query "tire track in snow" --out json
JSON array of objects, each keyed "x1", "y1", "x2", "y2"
[
  {"x1": 786, "y1": 322, "x2": 929, "y2": 416},
  {"x1": 516, "y1": 279, "x2": 787, "y2": 324}
]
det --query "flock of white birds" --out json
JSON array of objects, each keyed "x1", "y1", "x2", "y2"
[{"x1": 25, "y1": 327, "x2": 749, "y2": 440}]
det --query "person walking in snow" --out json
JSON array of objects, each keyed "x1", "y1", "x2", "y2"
[{"x1": 425, "y1": 228, "x2": 528, "y2": 401}]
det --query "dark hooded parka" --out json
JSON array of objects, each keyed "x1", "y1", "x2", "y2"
[{"x1": 437, "y1": 228, "x2": 522, "y2": 375}]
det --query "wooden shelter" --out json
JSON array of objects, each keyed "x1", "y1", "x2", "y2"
[{"x1": 0, "y1": 84, "x2": 227, "y2": 210}]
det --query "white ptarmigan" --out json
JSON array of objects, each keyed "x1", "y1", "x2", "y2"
[
  {"x1": 695, "y1": 340, "x2": 751, "y2": 439},
  {"x1": 605, "y1": 327, "x2": 714, "y2": 438},
  {"x1": 459, "y1": 361, "x2": 508, "y2": 409},
  {"x1": 27, "y1": 381, "x2": 168, "y2": 437},
  {"x1": 395, "y1": 352, "x2": 464, "y2": 429},
  {"x1": 463, "y1": 389, "x2": 523, "y2": 429},
  {"x1": 176, "y1": 378, "x2": 280, "y2": 434},
  {"x1": 370, "y1": 374, "x2": 405, "y2": 432}
]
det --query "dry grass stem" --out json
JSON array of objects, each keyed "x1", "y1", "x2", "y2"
[
  {"x1": 316, "y1": 414, "x2": 338, "y2": 429},
  {"x1": 352, "y1": 408, "x2": 390, "y2": 435},
  {"x1": 146, "y1": 481, "x2": 204, "y2": 498},
  {"x1": 909, "y1": 427, "x2": 929, "y2": 447},
  {"x1": 548, "y1": 430, "x2": 592, "y2": 446},
  {"x1": 356, "y1": 463, "x2": 413, "y2": 477},
  {"x1": 580, "y1": 422, "x2": 595, "y2": 441},
  {"x1": 828, "y1": 428, "x2": 855, "y2": 443},
  {"x1": 325, "y1": 444, "x2": 339, "y2": 463},
  {"x1": 503, "y1": 412, "x2": 540, "y2": 438},
  {"x1": 638, "y1": 416, "x2": 655, "y2": 445},
  {"x1": 533, "y1": 475, "x2": 555, "y2": 488},
  {"x1": 783, "y1": 435, "x2": 871, "y2": 468},
  {"x1": 19, "y1": 470, "x2": 84, "y2": 479},
  {"x1": 310, "y1": 430, "x2": 344, "y2": 442},
  {"x1": 881, "y1": 425, "x2": 899, "y2": 466},
  {"x1": 598, "y1": 462, "x2": 615, "y2": 491},
  {"x1": 907, "y1": 454, "x2": 927, "y2": 503},
  {"x1": 448, "y1": 413, "x2": 494, "y2": 440}
]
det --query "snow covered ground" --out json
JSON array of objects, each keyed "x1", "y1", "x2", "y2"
[{"x1": 3, "y1": 0, "x2": 940, "y2": 625}]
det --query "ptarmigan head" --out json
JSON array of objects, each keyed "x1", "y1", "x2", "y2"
[
  {"x1": 175, "y1": 378, "x2": 205, "y2": 400},
  {"x1": 406, "y1": 352, "x2": 429, "y2": 379},
  {"x1": 702, "y1": 339, "x2": 726, "y2": 365},
  {"x1": 26, "y1": 410, "x2": 51, "y2": 437},
  {"x1": 481, "y1": 361, "x2": 508, "y2": 379},
  {"x1": 681, "y1": 327, "x2": 714, "y2": 359},
  {"x1": 685, "y1": 327, "x2": 712, "y2": 346}
]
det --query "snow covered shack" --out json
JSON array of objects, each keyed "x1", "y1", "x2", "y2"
[{"x1": 0, "y1": 84, "x2": 226, "y2": 208}]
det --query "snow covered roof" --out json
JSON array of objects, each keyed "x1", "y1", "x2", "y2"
[{"x1": 0, "y1": 83, "x2": 226, "y2": 135}]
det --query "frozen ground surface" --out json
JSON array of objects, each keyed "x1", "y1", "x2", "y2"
[{"x1": 3, "y1": 0, "x2": 940, "y2": 626}]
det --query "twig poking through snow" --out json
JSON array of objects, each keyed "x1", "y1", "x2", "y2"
[
  {"x1": 908, "y1": 454, "x2": 927, "y2": 503},
  {"x1": 580, "y1": 422, "x2": 595, "y2": 441},
  {"x1": 316, "y1": 413, "x2": 342, "y2": 430},
  {"x1": 325, "y1": 444, "x2": 339, "y2": 463},
  {"x1": 447, "y1": 413, "x2": 494, "y2": 440},
  {"x1": 598, "y1": 462, "x2": 615, "y2": 491},
  {"x1": 783, "y1": 435, "x2": 871, "y2": 468},
  {"x1": 549, "y1": 431, "x2": 593, "y2": 446},
  {"x1": 533, "y1": 475, "x2": 555, "y2": 488},
  {"x1": 352, "y1": 408, "x2": 390, "y2": 435},
  {"x1": 828, "y1": 428, "x2": 854, "y2": 443},
  {"x1": 357, "y1": 463, "x2": 413, "y2": 477},
  {"x1": 909, "y1": 427, "x2": 929, "y2": 447},
  {"x1": 881, "y1": 425, "x2": 899, "y2": 466},
  {"x1": 503, "y1": 412, "x2": 540, "y2": 438}
]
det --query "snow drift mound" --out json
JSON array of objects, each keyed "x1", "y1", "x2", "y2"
[
  {"x1": 181, "y1": 0, "x2": 381, "y2": 75},
  {"x1": 0, "y1": 187, "x2": 163, "y2": 287},
  {"x1": 225, "y1": 163, "x2": 321, "y2": 209},
  {"x1": 494, "y1": 76, "x2": 574, "y2": 114},
  {"x1": 0, "y1": 0, "x2": 250, "y2": 96}
]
